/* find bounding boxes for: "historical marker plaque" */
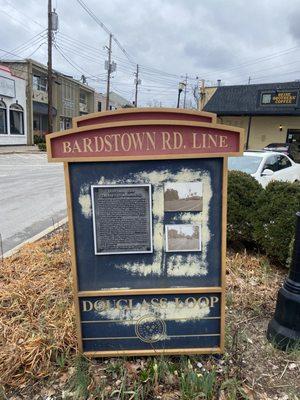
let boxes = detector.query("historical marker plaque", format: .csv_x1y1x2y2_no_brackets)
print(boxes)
91,184,152,255
47,108,244,357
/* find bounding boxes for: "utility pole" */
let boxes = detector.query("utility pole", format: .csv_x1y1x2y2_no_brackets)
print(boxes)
183,74,188,108
47,0,53,133
134,64,141,107
105,33,112,110
199,79,205,111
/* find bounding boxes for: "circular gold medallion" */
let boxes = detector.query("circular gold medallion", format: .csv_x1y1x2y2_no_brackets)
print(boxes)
135,314,167,343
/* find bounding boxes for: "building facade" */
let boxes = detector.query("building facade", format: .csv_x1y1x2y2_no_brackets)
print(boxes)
1,59,95,144
0,65,27,145
95,91,132,112
202,82,300,154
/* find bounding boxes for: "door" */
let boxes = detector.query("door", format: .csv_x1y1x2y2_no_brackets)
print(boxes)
287,129,300,163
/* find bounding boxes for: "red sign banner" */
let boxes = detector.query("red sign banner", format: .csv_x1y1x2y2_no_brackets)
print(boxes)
47,117,243,162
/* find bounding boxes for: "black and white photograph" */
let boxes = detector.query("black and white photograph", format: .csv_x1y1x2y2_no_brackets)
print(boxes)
164,182,203,212
165,224,201,252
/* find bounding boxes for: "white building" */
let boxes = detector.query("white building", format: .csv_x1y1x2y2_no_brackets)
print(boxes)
96,91,132,112
0,65,27,145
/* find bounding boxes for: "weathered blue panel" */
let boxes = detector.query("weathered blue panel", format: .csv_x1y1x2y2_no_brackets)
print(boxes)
79,293,221,352
69,158,223,291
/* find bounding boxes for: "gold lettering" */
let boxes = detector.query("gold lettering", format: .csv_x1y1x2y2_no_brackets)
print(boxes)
192,132,202,149
116,299,128,310
159,298,168,308
198,297,210,307
140,299,149,309
121,133,131,152
175,297,184,309
151,298,160,307
130,132,144,151
185,297,197,308
162,131,172,150
73,140,82,153
207,134,217,148
104,135,112,152
112,134,121,151
145,131,156,150
210,296,219,307
83,137,93,153
94,136,104,152
173,131,183,150
94,300,107,311
63,141,72,153
82,300,93,312
219,135,228,148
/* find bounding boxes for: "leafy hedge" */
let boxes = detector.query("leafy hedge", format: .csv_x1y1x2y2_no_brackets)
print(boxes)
253,181,300,265
33,134,45,145
227,172,300,266
227,171,263,244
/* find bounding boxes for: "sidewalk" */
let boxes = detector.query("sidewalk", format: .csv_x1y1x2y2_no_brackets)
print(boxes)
0,145,41,154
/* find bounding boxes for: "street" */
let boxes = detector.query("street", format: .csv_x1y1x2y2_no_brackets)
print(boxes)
0,153,66,254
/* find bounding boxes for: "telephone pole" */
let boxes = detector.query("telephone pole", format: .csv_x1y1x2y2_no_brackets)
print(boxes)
105,33,112,110
134,64,141,107
199,79,206,111
183,74,188,108
47,0,53,133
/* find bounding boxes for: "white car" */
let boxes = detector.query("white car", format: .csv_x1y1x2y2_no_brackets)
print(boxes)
228,151,300,188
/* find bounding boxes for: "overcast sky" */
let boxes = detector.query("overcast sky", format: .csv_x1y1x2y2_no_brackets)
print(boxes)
1,0,300,107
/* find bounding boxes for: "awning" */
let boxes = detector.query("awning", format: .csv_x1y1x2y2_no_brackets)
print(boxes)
33,101,57,116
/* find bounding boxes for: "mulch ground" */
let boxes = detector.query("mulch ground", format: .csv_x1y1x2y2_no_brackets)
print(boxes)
0,226,299,400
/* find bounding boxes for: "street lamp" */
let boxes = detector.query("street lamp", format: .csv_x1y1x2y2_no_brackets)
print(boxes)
177,81,185,108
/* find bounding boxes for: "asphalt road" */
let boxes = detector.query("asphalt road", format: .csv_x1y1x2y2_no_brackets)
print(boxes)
0,153,66,254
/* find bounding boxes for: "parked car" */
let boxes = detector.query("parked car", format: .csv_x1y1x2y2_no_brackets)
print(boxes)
263,143,290,155
228,151,300,188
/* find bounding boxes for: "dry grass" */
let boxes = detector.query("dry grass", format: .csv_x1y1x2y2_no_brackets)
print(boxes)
226,250,284,316
0,228,299,399
0,229,76,387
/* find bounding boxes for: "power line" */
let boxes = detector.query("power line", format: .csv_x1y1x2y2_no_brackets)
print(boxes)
75,0,135,64
10,29,47,54
202,46,300,79
53,41,106,81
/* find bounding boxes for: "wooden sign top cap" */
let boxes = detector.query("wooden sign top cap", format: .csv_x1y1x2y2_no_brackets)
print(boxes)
47,108,244,162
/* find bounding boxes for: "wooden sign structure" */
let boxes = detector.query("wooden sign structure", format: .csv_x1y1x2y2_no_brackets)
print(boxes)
47,108,244,357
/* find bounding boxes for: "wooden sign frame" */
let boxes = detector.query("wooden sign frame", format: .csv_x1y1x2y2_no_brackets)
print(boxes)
47,108,244,357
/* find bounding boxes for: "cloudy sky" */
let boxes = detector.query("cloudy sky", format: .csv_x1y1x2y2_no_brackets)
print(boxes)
1,0,300,107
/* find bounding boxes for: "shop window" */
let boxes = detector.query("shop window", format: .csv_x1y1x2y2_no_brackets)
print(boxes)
0,100,7,134
33,75,47,91
10,103,24,135
80,92,87,104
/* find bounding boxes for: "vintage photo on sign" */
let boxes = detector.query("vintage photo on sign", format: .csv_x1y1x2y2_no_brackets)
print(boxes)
164,182,203,212
165,224,201,252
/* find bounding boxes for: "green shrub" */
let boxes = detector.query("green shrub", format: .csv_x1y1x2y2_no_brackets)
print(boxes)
33,134,46,145
253,181,300,265
227,171,264,244
38,142,47,151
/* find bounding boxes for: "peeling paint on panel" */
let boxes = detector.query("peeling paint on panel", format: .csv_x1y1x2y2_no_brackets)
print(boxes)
96,300,211,326
78,183,92,218
78,167,212,278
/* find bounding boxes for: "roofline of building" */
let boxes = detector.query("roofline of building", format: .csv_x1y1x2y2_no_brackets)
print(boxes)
217,111,300,116
207,80,300,89
0,58,95,93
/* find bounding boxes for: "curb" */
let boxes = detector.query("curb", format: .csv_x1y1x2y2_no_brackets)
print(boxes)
2,217,68,259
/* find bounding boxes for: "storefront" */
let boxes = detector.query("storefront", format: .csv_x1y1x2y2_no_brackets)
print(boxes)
203,81,300,160
0,65,27,145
